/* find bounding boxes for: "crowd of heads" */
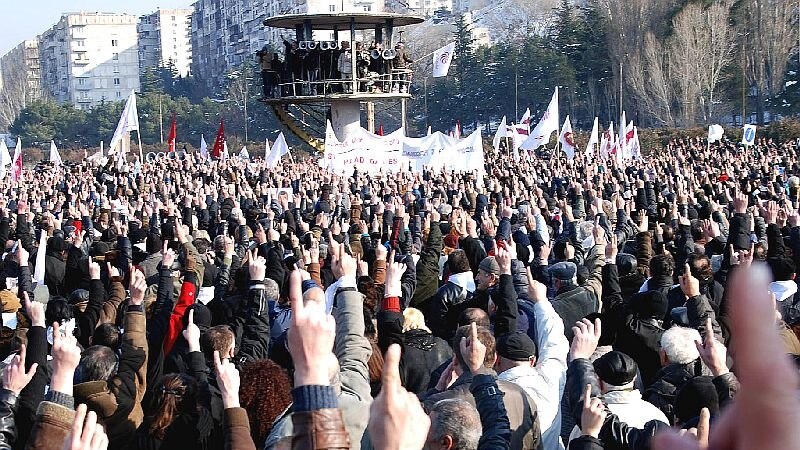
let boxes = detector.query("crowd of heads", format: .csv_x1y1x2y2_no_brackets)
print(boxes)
0,134,799,450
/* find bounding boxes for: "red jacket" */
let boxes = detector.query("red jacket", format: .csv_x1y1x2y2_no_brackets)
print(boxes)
163,272,198,355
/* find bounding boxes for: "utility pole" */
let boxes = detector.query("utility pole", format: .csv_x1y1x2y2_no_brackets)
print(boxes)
159,95,163,144
515,67,519,121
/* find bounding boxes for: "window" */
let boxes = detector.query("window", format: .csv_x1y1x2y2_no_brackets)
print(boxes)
112,52,119,60
116,91,121,98
329,4,336,11
78,78,86,85
113,78,120,85
111,39,118,47
75,40,85,47
171,15,176,21
113,65,120,73
363,5,372,11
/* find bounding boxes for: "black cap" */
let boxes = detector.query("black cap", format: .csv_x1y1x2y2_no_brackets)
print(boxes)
630,290,669,319
496,332,537,361
593,351,638,386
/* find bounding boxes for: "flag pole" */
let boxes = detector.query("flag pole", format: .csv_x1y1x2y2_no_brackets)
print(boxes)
137,130,144,165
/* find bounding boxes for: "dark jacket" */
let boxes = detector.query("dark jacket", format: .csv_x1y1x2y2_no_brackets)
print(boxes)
412,221,443,309
565,358,668,450
74,306,148,449
377,303,453,395
553,249,604,342
472,373,512,450
0,390,19,450
426,279,476,341
642,361,702,423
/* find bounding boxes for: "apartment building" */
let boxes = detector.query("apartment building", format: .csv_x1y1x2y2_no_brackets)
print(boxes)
39,12,140,109
0,39,43,128
138,8,194,77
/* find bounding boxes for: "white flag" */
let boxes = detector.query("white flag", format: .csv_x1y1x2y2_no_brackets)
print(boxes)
630,126,642,159
619,111,627,156
708,124,724,143
266,132,290,168
222,141,229,160
108,91,140,153
600,122,614,159
493,116,507,152
585,117,599,156
521,87,559,150
33,230,47,283
432,42,456,78
0,139,10,167
239,146,250,160
741,124,756,146
622,121,634,160
11,138,22,182
558,116,576,159
49,141,63,166
199,135,209,159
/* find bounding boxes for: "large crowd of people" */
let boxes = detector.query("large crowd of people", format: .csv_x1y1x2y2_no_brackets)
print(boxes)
0,135,799,450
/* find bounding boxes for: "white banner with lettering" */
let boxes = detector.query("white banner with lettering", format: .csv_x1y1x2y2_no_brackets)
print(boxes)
322,123,484,174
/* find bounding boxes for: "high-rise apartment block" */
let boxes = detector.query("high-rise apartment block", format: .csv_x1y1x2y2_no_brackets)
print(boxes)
39,13,140,109
138,8,193,76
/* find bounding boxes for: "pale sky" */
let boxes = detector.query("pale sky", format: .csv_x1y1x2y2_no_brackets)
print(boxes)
0,0,195,55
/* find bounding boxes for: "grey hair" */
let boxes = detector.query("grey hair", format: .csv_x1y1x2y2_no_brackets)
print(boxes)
429,399,481,450
74,345,118,384
263,278,279,301
660,326,701,365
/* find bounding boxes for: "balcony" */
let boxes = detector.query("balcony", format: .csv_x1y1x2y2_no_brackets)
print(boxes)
73,58,90,66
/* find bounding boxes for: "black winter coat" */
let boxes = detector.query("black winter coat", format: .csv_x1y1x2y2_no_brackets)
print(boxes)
426,281,477,341
377,308,453,395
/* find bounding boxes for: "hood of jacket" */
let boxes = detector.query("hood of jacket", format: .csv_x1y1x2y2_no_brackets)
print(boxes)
448,271,476,293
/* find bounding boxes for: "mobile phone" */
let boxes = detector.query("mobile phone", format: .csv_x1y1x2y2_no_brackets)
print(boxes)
10,241,18,254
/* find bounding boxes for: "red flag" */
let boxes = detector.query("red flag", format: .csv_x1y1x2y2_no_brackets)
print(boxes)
11,147,22,182
378,124,384,136
167,112,177,152
211,118,225,159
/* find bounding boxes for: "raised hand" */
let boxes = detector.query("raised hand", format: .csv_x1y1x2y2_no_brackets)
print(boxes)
61,404,108,450
679,263,701,297
129,269,146,306
183,309,201,353
459,322,487,373
287,280,336,387
384,256,407,298
88,256,100,280
581,384,607,439
248,249,266,281
570,318,602,361
367,344,431,450
3,345,37,395
213,350,241,409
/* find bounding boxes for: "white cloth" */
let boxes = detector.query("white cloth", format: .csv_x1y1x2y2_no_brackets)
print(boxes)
771,280,798,302
498,298,568,450
448,271,476,293
568,389,669,443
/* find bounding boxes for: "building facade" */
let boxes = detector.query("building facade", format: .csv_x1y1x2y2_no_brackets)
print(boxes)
138,8,194,77
0,39,43,128
190,0,384,91
39,13,140,109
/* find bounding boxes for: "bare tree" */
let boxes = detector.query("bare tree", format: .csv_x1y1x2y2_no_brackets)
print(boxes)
739,0,796,123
